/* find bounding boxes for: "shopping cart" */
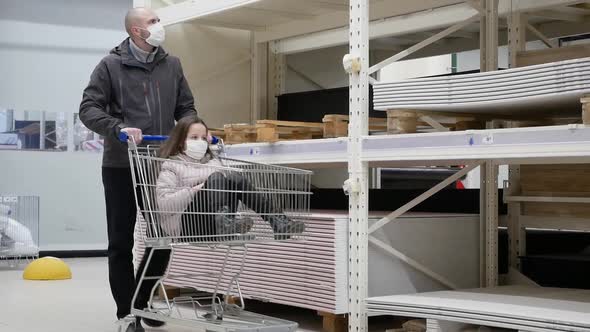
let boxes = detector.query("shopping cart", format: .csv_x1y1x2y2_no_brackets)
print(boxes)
118,133,312,332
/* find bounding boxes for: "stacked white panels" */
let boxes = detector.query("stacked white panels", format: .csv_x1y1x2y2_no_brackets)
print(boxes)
373,57,590,114
367,286,590,332
135,211,481,314
135,212,350,314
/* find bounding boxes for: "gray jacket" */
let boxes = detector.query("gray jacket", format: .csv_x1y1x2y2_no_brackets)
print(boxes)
79,38,197,167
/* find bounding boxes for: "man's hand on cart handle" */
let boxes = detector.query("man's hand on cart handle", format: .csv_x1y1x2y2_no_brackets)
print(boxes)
121,127,143,144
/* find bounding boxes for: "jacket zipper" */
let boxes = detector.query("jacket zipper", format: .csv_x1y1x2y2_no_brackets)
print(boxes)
148,79,157,134
142,81,152,117
156,80,163,135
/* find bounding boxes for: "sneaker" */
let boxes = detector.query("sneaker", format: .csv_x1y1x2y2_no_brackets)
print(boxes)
141,317,166,328
203,312,223,322
215,206,254,235
268,215,305,240
116,318,144,332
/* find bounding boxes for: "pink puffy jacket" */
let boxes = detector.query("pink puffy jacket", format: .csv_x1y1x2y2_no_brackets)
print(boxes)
156,153,223,236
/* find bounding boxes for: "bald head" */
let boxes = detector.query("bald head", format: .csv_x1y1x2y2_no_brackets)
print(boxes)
125,7,159,36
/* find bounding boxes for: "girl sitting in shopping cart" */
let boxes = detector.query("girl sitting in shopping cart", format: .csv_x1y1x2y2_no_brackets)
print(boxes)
155,115,305,241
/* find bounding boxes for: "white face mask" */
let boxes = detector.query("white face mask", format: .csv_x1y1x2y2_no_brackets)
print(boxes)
143,22,165,47
185,139,208,160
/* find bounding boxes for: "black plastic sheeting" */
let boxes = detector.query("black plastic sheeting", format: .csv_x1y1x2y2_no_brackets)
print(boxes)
310,188,504,214
521,230,590,289
277,86,384,122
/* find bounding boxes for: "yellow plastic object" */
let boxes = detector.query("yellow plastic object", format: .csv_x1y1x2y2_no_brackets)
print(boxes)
23,257,72,280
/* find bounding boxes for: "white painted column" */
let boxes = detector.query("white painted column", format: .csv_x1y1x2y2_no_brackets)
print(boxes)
348,0,369,332
480,0,499,72
39,111,46,150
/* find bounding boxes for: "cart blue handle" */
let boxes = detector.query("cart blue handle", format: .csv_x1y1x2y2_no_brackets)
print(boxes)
119,132,220,144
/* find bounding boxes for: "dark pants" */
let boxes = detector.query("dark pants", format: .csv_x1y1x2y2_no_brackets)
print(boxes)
102,167,171,319
177,172,269,241
208,171,273,216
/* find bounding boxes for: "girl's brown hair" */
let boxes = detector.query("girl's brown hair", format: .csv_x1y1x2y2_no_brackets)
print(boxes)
158,115,209,159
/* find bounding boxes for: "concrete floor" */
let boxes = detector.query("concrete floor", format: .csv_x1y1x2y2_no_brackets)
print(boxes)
0,257,399,332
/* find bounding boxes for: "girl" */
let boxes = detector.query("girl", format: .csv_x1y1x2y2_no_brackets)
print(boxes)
155,115,305,240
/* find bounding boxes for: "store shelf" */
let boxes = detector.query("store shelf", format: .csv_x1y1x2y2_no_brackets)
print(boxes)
223,137,347,168
146,0,590,330
224,125,590,168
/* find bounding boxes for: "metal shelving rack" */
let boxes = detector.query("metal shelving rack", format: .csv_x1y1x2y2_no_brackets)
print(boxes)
135,0,590,331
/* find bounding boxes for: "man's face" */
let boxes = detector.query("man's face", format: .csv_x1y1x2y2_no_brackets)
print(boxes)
132,10,161,39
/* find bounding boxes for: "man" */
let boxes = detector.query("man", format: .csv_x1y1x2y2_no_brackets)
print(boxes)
79,7,196,329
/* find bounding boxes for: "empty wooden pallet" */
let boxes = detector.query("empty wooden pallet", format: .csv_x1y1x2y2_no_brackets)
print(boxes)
322,114,388,137
223,120,324,144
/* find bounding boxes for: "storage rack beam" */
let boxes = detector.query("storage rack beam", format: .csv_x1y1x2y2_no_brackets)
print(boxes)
368,163,483,234
526,23,559,48
157,0,261,26
368,236,460,290
269,0,580,55
224,126,590,167
276,3,480,55
368,14,481,76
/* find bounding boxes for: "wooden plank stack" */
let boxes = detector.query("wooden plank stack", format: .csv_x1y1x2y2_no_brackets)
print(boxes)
222,120,323,144
322,114,387,137
516,44,590,68
520,164,590,218
216,92,588,145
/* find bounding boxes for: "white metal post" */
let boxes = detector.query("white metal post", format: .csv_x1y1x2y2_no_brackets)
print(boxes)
67,113,75,152
506,165,523,270
480,162,499,287
250,32,257,123
480,0,498,72
249,35,269,122
268,41,285,121
348,0,369,332
39,111,46,150
370,168,381,189
6,109,14,131
502,23,523,271
507,13,526,68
